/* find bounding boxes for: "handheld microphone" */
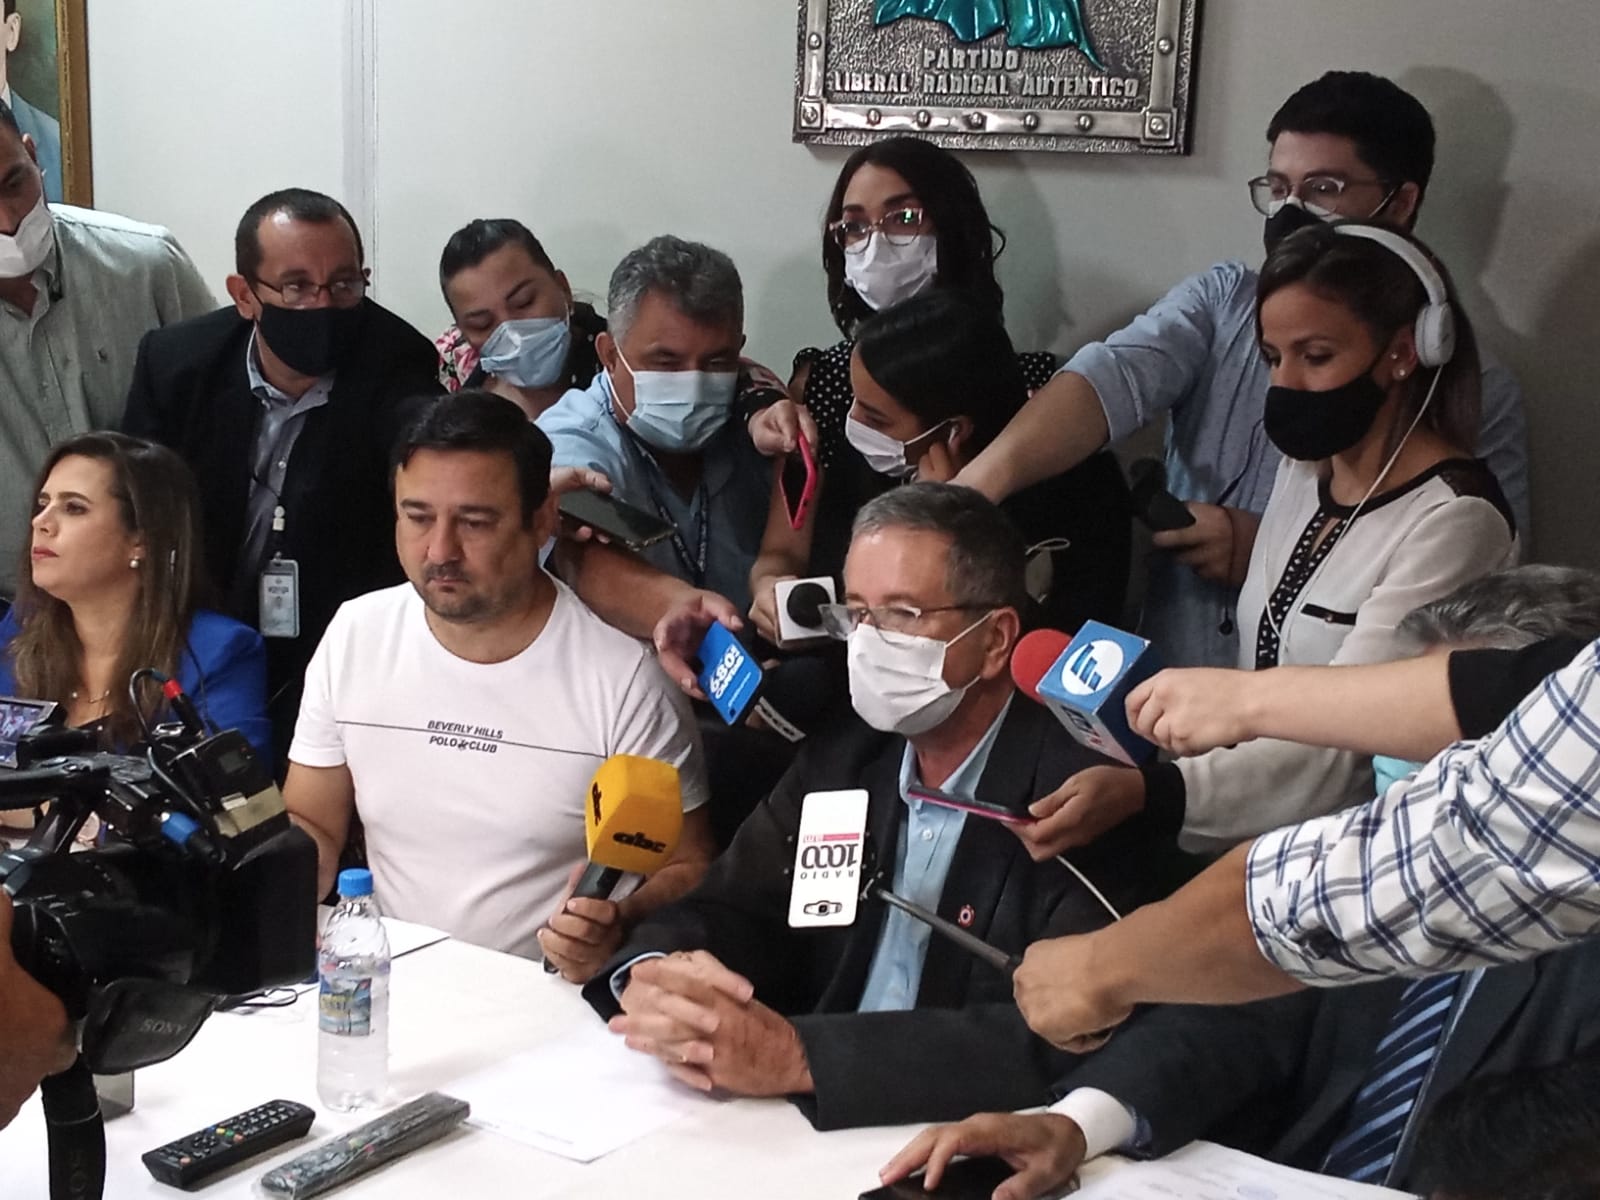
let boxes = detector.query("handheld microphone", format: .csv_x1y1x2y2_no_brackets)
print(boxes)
1127,458,1196,533
774,576,838,647
573,755,683,900
785,791,1019,976
750,655,841,744
544,755,681,974
1012,622,1162,767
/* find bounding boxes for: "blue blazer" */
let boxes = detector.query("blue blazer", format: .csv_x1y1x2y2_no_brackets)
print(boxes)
8,91,63,204
0,608,272,761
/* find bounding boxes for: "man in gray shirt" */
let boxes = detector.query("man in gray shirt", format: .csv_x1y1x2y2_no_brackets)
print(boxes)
956,71,1530,669
0,102,213,594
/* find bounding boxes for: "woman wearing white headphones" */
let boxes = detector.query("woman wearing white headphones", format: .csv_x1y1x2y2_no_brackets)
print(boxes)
1014,219,1519,858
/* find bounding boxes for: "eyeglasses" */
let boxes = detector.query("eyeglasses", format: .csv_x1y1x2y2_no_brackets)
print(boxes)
252,272,369,308
1246,174,1394,219
827,207,930,253
818,601,996,640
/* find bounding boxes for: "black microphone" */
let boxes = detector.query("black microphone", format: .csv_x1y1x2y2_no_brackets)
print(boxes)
1127,458,1196,533
784,581,830,629
750,655,841,744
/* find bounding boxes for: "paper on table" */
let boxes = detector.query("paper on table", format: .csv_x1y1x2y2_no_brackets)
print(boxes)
1074,1142,1417,1199
446,1020,710,1163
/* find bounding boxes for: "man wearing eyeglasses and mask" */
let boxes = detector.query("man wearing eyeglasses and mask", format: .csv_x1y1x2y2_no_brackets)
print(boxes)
955,70,1529,672
122,188,440,765
582,484,1183,1130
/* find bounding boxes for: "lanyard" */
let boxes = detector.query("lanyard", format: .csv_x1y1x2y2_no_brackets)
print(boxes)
618,427,710,588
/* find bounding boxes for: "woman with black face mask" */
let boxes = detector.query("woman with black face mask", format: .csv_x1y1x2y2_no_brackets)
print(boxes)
1010,220,1519,864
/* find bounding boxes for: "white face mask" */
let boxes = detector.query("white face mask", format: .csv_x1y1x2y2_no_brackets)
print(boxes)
0,194,54,280
843,233,938,312
846,611,991,736
845,415,954,479
609,348,737,454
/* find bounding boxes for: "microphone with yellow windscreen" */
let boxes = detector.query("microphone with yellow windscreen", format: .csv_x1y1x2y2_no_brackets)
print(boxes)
574,755,683,899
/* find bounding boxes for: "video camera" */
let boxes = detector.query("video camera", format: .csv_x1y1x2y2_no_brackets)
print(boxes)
0,671,317,1199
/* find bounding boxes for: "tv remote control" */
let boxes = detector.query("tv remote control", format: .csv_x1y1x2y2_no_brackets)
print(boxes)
142,1099,316,1190
257,1091,470,1199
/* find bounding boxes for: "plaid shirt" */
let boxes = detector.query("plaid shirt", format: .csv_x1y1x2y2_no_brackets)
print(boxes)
1247,637,1600,984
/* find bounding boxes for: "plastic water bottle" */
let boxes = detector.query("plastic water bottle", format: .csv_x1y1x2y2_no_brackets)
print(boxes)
317,868,390,1112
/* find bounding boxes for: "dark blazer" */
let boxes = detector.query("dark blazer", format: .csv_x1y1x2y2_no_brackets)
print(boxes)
1060,938,1600,1190
585,696,1187,1131
121,302,440,763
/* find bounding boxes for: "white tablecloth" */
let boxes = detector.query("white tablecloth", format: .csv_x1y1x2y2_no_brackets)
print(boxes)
0,937,1127,1198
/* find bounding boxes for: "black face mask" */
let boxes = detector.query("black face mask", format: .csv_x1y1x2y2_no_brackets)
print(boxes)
255,298,369,377
1264,355,1389,462
1263,201,1323,255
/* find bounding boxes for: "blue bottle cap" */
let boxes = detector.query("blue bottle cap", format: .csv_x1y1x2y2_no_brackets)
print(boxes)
337,868,374,898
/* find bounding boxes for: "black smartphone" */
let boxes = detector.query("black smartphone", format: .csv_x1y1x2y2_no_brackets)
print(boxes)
557,489,675,551
1128,458,1197,533
859,1157,1016,1200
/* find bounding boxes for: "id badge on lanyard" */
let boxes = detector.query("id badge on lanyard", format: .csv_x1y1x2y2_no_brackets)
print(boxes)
258,505,300,638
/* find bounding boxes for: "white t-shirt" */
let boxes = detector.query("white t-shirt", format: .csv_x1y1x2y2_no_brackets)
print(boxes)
290,577,708,957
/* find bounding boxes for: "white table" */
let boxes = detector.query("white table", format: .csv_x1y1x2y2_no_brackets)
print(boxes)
0,937,1128,1198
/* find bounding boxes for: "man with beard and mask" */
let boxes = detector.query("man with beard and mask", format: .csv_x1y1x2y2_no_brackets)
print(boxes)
582,483,1184,1131
537,235,771,612
285,392,712,972
954,70,1530,671
122,189,440,766
0,103,212,596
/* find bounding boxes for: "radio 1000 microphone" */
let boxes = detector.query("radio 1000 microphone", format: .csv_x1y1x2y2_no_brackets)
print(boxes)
1012,622,1162,767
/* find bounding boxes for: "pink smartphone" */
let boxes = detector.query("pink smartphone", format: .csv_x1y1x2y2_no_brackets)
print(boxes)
907,784,1036,826
781,433,819,530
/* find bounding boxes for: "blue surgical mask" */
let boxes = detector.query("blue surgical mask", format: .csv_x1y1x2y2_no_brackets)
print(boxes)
609,349,737,454
1372,754,1423,797
478,315,571,389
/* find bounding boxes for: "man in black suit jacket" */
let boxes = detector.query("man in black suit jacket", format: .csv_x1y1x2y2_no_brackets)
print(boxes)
123,189,440,764
882,937,1600,1198
583,484,1185,1130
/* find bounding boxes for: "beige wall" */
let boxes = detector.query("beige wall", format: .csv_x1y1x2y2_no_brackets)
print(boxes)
88,0,1600,564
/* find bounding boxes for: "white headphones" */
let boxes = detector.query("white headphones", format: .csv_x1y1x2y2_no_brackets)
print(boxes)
1331,223,1457,369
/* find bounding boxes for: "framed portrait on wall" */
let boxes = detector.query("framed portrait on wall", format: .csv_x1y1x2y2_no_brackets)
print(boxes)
3,0,90,206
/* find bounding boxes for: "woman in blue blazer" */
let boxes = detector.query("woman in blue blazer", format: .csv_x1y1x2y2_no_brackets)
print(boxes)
0,432,270,762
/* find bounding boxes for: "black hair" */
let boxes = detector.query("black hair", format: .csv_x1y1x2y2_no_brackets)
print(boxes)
854,290,1027,454
1267,71,1436,220
235,188,364,280
821,136,1005,337
1412,1051,1600,1200
1256,219,1480,458
2,3,14,20
391,391,553,526
438,218,558,308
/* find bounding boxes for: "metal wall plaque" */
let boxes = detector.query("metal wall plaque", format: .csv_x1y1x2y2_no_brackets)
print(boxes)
795,0,1200,155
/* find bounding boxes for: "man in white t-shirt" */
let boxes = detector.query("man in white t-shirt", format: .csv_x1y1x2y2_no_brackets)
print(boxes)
285,391,714,978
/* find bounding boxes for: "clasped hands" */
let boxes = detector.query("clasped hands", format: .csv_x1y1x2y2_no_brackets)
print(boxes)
610,950,813,1097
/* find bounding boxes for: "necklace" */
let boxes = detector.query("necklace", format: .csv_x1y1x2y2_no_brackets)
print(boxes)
69,687,112,705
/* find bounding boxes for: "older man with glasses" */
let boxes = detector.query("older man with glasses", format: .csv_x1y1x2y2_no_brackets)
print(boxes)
582,483,1187,1131
953,69,1530,673
122,188,441,767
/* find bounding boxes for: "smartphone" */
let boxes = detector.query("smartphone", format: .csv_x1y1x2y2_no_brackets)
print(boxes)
781,434,818,530
859,1157,1016,1200
907,784,1036,826
694,622,764,726
558,489,675,551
